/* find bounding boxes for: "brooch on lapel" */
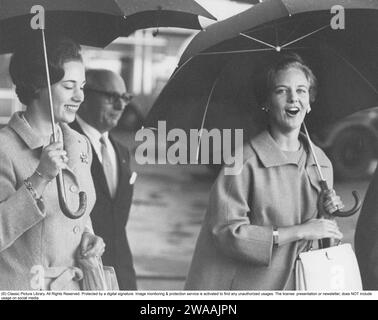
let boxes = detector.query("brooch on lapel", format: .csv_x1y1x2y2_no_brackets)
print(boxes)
80,152,89,164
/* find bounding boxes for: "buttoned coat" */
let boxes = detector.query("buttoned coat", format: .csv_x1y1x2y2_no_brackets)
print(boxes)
185,131,333,290
0,112,96,290
70,120,136,290
355,167,378,290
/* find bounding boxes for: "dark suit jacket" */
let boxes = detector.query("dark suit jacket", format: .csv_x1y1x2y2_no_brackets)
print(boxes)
70,120,136,290
355,167,378,290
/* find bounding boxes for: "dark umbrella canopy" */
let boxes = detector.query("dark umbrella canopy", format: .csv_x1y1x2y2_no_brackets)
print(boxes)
0,0,217,53
147,0,378,134
179,0,378,63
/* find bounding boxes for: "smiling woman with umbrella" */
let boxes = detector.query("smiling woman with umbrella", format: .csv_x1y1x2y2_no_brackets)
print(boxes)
185,53,345,290
0,0,216,290
0,34,106,290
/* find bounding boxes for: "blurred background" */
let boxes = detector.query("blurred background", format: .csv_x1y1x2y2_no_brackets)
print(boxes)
0,0,376,290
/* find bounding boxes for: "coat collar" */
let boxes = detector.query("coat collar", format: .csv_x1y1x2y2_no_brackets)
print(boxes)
250,130,329,168
60,122,81,171
9,112,76,150
8,112,45,150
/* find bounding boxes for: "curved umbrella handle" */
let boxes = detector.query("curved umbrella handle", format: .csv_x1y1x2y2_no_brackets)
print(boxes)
319,190,362,248
332,190,362,218
57,172,87,220
40,29,87,220
319,180,361,218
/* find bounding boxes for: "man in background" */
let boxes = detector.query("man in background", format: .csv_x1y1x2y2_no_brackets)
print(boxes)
71,69,137,290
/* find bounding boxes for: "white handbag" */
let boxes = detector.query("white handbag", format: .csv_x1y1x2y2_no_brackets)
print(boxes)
295,243,362,291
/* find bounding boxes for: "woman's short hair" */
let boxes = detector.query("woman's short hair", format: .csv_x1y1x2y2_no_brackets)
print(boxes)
9,33,82,105
254,52,317,106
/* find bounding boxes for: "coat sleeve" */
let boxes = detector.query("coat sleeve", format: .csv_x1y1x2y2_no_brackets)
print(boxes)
209,161,273,267
0,150,46,253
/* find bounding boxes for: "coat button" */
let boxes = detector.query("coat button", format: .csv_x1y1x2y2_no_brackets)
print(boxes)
73,226,81,234
70,185,79,193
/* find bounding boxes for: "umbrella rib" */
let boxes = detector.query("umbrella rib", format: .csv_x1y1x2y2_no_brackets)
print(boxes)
281,25,329,49
169,57,195,83
196,78,219,161
335,52,378,96
240,33,277,50
199,48,276,56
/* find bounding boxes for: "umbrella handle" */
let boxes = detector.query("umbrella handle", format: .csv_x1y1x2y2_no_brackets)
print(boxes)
319,180,362,218
318,180,361,248
332,190,361,218
57,171,87,220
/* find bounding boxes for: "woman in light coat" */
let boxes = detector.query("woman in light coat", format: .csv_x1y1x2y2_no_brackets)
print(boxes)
185,53,344,290
0,34,104,290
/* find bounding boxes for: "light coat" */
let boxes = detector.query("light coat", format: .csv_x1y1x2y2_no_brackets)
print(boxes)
185,130,333,290
0,112,96,290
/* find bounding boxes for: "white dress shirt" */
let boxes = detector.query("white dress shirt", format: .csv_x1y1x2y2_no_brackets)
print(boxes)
76,115,119,195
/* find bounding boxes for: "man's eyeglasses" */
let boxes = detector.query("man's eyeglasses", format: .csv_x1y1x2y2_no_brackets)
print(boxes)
85,88,133,105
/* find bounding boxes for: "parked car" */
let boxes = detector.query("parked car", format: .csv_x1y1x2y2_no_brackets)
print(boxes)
314,107,378,180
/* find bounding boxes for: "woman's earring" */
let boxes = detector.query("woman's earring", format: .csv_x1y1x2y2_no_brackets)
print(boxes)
307,107,311,114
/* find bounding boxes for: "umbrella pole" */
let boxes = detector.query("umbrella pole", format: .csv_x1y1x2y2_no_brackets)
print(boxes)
40,29,87,220
302,122,325,181
303,122,336,249
302,122,361,248
196,78,219,161
41,29,58,143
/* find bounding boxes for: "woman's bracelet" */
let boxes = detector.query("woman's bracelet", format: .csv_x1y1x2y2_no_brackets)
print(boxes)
24,177,45,211
35,169,54,182
24,178,42,201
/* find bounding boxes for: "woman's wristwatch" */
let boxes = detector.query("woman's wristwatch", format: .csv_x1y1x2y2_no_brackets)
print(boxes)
273,227,279,247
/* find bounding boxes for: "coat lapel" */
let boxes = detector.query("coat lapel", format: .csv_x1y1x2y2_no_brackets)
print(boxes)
70,120,112,199
60,124,80,172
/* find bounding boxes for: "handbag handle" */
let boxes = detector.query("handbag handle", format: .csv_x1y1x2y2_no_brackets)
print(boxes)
303,239,342,252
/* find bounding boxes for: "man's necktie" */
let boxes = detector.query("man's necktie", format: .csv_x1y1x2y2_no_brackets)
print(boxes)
99,135,116,198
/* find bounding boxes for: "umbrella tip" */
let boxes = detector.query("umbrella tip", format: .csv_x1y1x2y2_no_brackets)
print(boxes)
276,46,282,52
